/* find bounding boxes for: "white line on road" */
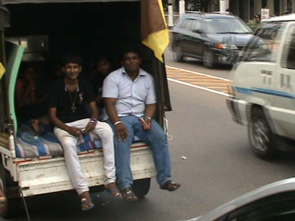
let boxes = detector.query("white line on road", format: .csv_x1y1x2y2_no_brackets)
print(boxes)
166,66,230,97
168,78,230,97
166,65,232,82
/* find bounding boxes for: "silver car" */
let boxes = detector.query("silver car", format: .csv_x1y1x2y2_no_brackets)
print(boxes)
184,177,295,221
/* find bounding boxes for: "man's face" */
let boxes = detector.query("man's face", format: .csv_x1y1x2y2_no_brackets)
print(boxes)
62,62,81,80
24,67,36,82
121,52,142,73
97,59,112,76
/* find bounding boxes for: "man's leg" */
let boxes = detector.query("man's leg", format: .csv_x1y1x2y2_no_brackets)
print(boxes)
107,116,134,190
135,118,172,186
89,121,116,185
54,126,89,195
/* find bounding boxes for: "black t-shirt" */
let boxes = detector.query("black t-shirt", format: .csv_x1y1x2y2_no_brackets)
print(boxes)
91,73,106,108
48,78,95,123
91,73,106,96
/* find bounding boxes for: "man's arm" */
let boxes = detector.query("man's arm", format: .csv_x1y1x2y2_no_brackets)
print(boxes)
18,81,35,108
84,101,99,133
89,101,99,120
144,103,156,128
104,98,120,124
145,103,156,119
48,107,81,137
104,98,128,141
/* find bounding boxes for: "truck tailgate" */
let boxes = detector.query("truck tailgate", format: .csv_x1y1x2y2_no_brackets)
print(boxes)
15,142,155,197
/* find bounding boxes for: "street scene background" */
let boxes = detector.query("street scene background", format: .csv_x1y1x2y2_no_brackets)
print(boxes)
2,48,295,221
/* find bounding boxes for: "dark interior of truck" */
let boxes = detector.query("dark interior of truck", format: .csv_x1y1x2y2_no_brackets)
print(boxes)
5,2,155,77
1,2,172,158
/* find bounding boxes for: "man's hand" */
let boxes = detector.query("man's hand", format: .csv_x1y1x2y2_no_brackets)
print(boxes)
115,123,128,141
139,117,151,130
67,127,82,137
85,122,96,133
144,117,152,130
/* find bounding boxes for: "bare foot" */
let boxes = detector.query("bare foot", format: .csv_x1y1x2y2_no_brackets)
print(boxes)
30,119,41,135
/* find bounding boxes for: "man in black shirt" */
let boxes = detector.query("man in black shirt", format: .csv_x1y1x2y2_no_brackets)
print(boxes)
48,53,120,211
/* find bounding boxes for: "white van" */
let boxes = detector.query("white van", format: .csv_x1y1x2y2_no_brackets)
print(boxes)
226,13,295,160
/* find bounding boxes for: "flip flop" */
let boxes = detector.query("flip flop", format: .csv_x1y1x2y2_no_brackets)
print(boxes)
104,182,122,198
120,187,138,201
160,180,180,191
81,198,94,211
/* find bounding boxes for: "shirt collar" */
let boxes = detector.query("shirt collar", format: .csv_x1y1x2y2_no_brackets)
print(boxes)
122,67,147,76
64,81,80,92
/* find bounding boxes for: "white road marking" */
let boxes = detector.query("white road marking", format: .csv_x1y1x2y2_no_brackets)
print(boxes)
166,66,231,97
166,66,231,81
168,78,230,97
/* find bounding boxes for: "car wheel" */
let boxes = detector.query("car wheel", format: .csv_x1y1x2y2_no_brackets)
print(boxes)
203,49,215,69
0,161,21,218
132,178,151,199
173,46,185,62
248,108,277,160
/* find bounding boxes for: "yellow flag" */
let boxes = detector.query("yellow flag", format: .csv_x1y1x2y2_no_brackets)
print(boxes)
0,63,5,80
141,0,169,62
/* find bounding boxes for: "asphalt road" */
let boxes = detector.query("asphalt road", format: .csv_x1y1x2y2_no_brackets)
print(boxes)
3,51,295,221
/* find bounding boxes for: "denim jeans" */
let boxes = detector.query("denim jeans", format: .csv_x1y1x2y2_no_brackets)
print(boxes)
107,115,172,190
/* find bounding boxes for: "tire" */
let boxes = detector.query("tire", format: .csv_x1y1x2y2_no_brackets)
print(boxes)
248,108,277,160
173,46,185,62
203,48,215,69
132,178,151,199
0,163,22,218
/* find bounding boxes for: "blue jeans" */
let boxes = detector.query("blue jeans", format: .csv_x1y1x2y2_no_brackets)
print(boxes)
107,115,172,190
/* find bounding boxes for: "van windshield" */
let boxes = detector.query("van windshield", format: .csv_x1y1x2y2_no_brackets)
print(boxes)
240,22,286,62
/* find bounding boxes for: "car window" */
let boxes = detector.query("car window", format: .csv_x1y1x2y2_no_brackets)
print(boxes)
180,19,194,31
240,22,285,63
281,25,295,69
228,199,295,221
203,18,251,34
191,20,201,31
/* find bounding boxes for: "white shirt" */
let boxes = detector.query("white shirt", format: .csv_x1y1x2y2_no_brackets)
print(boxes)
102,67,156,120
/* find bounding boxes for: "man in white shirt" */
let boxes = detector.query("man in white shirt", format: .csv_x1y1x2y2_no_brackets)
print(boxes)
103,49,180,201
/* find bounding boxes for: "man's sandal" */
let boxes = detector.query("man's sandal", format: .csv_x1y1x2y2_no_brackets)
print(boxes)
104,182,122,198
160,180,180,191
120,187,138,201
81,198,94,211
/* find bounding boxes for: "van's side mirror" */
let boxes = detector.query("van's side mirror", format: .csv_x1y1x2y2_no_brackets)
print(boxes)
0,6,10,28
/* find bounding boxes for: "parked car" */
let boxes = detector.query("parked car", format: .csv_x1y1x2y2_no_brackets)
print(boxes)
226,13,295,159
185,177,295,221
170,12,253,68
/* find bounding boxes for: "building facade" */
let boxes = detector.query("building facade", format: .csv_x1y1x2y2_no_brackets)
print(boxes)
229,0,295,22
165,0,294,23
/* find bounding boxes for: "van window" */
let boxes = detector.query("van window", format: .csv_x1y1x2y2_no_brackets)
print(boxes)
240,22,285,63
281,25,295,70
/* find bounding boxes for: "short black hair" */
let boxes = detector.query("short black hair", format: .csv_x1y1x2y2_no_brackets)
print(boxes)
62,52,82,66
95,54,111,65
121,48,142,61
19,62,35,74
